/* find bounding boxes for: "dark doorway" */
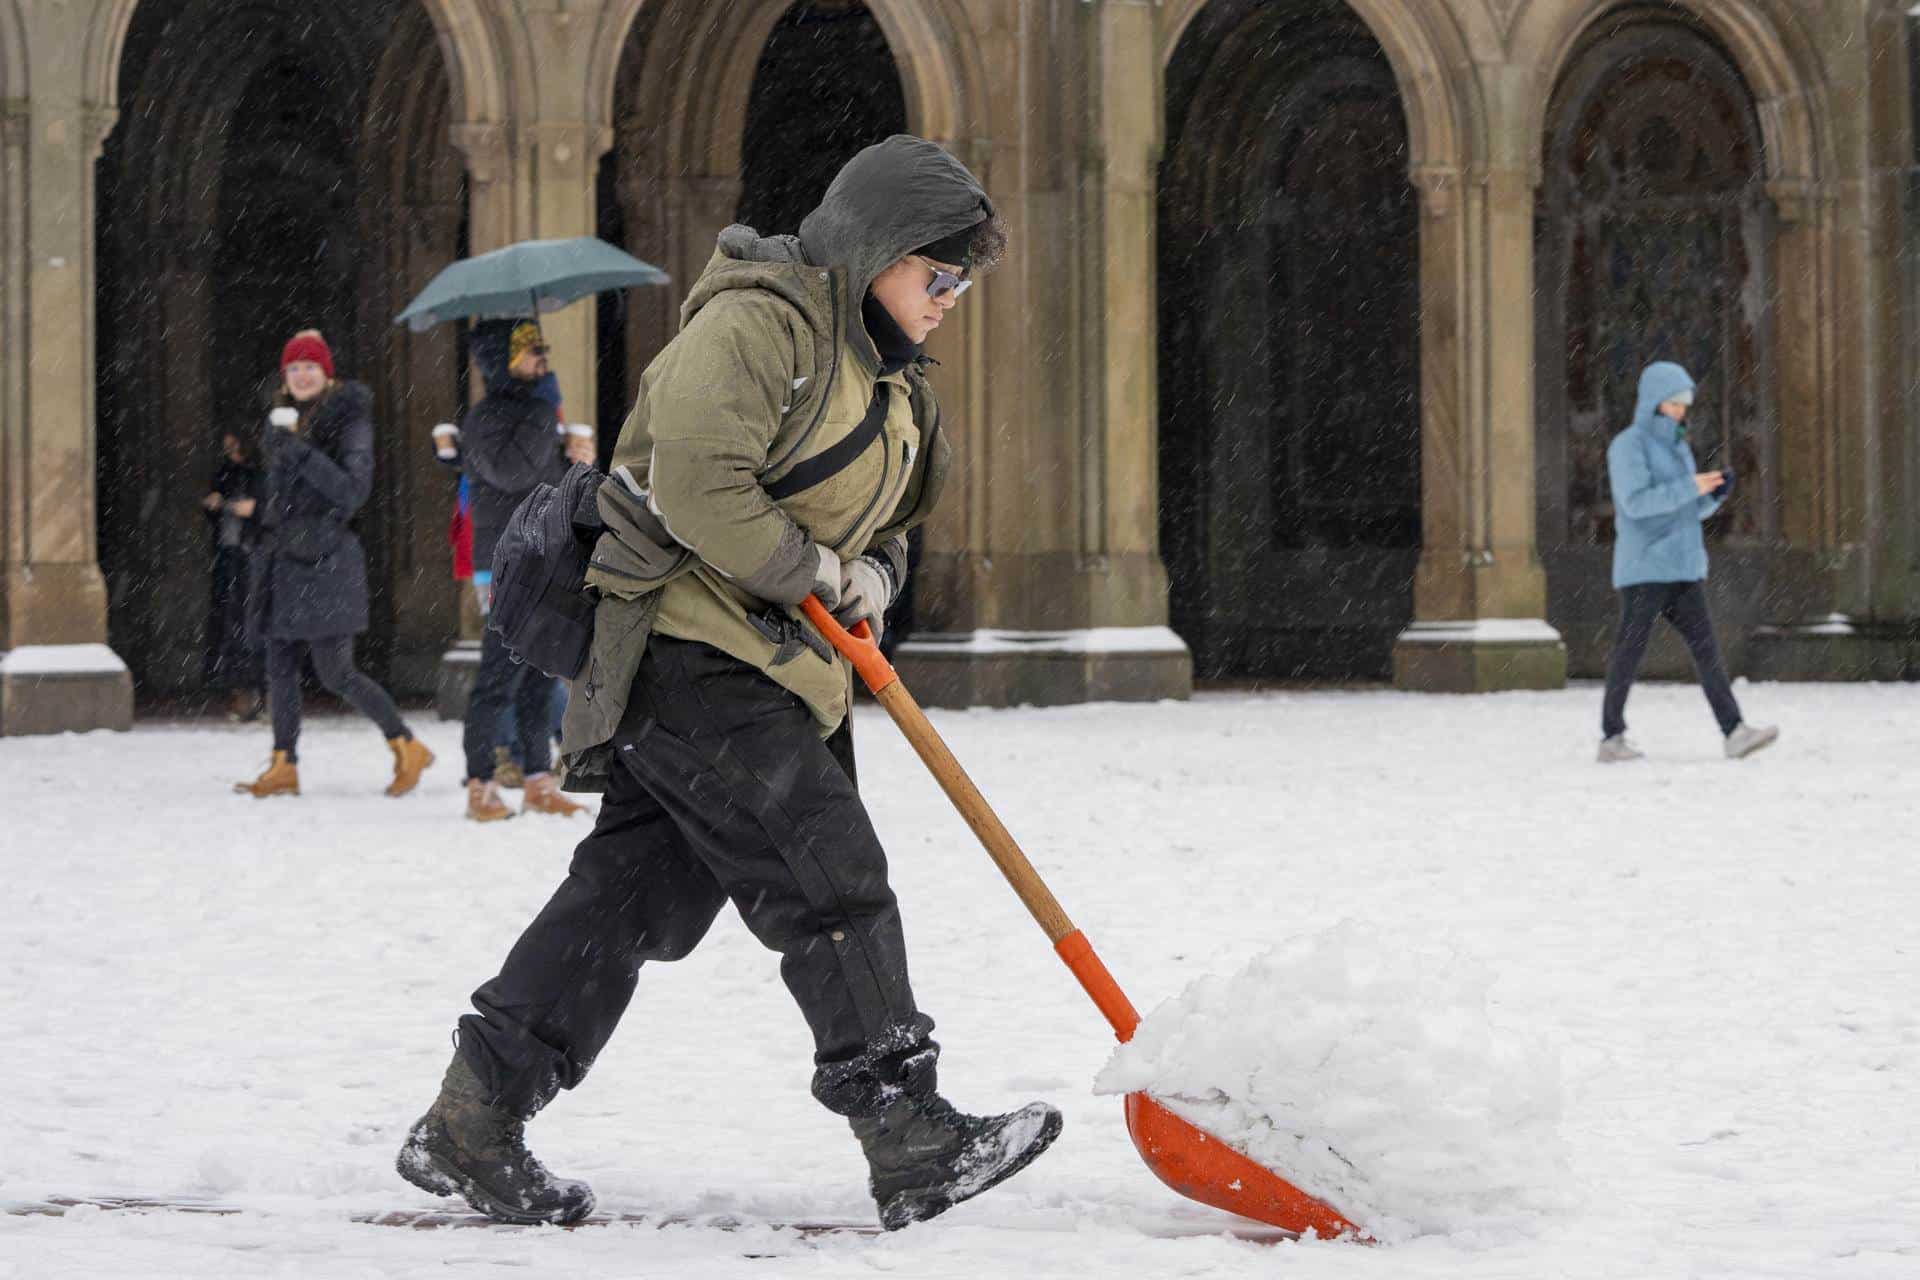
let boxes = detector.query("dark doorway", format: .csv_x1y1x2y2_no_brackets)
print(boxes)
96,0,464,704
736,1,908,236
1159,0,1420,681
1536,7,1773,675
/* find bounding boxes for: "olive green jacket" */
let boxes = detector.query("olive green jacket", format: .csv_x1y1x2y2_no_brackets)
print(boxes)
560,136,990,790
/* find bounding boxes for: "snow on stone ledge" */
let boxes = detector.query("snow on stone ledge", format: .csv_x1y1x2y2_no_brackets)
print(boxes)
1395,618,1563,646
0,644,130,676
896,626,1190,656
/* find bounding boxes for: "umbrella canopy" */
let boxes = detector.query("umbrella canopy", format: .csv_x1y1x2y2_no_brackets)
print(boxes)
394,236,669,332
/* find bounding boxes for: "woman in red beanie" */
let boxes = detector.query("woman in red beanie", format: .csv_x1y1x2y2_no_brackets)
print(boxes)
234,329,435,799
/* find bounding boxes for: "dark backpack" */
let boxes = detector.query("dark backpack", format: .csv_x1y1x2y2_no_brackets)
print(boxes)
487,461,605,680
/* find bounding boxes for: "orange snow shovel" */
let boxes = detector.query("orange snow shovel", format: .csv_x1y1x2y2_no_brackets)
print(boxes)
801,598,1361,1239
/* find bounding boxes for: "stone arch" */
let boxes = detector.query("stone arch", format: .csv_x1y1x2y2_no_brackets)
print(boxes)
83,0,510,127
586,0,983,156
1511,0,1829,187
1160,0,1487,175
1159,0,1425,680
599,0,929,411
95,0,465,696
1533,6,1777,676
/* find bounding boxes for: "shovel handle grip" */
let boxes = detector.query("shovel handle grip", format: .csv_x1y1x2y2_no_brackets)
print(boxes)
800,596,898,696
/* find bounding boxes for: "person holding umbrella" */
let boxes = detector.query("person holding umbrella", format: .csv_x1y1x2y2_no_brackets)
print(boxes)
1597,360,1779,763
396,240,663,820
457,319,593,821
234,330,436,799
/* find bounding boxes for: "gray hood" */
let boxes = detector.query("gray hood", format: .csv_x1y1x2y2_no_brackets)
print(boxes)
798,135,992,365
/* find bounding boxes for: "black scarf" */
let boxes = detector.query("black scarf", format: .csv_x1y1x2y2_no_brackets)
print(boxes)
861,293,921,376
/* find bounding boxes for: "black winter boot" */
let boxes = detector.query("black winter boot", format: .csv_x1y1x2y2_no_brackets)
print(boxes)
850,1092,1062,1230
396,1053,595,1225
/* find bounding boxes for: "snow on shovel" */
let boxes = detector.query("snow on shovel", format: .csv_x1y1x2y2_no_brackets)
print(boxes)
800,598,1363,1240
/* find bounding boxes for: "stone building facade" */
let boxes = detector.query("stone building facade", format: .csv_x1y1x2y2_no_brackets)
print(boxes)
3,0,1917,734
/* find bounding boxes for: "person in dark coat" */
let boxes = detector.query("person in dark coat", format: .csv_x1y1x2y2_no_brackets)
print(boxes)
457,319,593,822
234,330,436,799
202,431,264,721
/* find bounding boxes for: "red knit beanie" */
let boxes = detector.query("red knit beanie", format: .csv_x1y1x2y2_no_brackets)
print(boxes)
280,329,335,378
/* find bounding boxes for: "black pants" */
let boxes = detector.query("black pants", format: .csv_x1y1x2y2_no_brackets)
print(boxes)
1601,581,1742,739
456,636,933,1120
464,625,556,782
204,547,262,692
267,636,410,759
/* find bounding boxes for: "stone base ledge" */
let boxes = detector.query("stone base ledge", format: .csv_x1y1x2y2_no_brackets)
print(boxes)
1392,619,1569,693
891,626,1193,708
0,644,135,735
436,643,482,720
1745,615,1911,681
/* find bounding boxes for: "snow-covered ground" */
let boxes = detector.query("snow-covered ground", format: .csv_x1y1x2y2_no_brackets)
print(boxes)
2,679,1916,1279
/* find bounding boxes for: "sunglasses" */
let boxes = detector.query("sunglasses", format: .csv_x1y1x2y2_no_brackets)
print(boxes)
916,256,972,301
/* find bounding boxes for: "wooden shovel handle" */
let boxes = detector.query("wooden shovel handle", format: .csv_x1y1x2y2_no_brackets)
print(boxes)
800,596,1142,1039
801,596,1076,941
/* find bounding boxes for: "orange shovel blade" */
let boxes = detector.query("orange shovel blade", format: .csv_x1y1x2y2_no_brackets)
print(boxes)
1124,1092,1363,1239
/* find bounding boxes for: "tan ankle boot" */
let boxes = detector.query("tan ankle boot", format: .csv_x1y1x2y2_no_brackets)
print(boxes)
522,773,585,818
387,736,436,797
235,750,299,798
466,778,514,822
492,746,525,790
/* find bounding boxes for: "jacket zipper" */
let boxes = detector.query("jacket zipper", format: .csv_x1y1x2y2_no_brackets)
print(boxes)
830,430,906,551
763,278,842,478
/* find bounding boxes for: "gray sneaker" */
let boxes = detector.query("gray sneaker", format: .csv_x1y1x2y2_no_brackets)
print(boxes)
1724,722,1779,760
1597,734,1644,763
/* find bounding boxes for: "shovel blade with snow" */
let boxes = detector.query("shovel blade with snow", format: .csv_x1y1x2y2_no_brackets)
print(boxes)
800,598,1362,1240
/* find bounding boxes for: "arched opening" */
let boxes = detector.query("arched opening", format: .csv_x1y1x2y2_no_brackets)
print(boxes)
735,1,907,235
1159,0,1420,681
1535,4,1773,675
599,0,907,402
96,0,465,705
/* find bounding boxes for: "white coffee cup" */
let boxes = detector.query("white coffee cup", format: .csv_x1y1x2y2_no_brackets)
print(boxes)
431,422,460,459
269,407,299,429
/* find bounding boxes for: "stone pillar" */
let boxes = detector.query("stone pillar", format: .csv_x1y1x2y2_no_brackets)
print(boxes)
1746,181,1858,676
0,15,132,734
892,0,1191,707
524,119,608,430
1392,163,1568,692
386,198,467,696
1746,9,1909,680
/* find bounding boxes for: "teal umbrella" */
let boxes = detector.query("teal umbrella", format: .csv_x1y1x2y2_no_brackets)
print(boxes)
394,236,669,332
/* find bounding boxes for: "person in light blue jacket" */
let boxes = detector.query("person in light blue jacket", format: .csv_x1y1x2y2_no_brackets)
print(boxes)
1598,361,1778,762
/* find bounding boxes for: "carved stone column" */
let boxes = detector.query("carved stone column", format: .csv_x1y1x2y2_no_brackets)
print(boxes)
892,0,1191,707
1391,163,1567,692
1747,171,1903,679
1,60,132,733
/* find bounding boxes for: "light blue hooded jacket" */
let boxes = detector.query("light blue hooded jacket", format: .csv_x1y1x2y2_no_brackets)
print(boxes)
1606,361,1725,588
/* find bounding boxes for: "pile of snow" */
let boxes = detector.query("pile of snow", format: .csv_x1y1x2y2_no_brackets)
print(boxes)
1094,921,1572,1244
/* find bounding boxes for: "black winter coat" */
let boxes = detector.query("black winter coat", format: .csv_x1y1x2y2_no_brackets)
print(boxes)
249,380,376,642
463,324,569,573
